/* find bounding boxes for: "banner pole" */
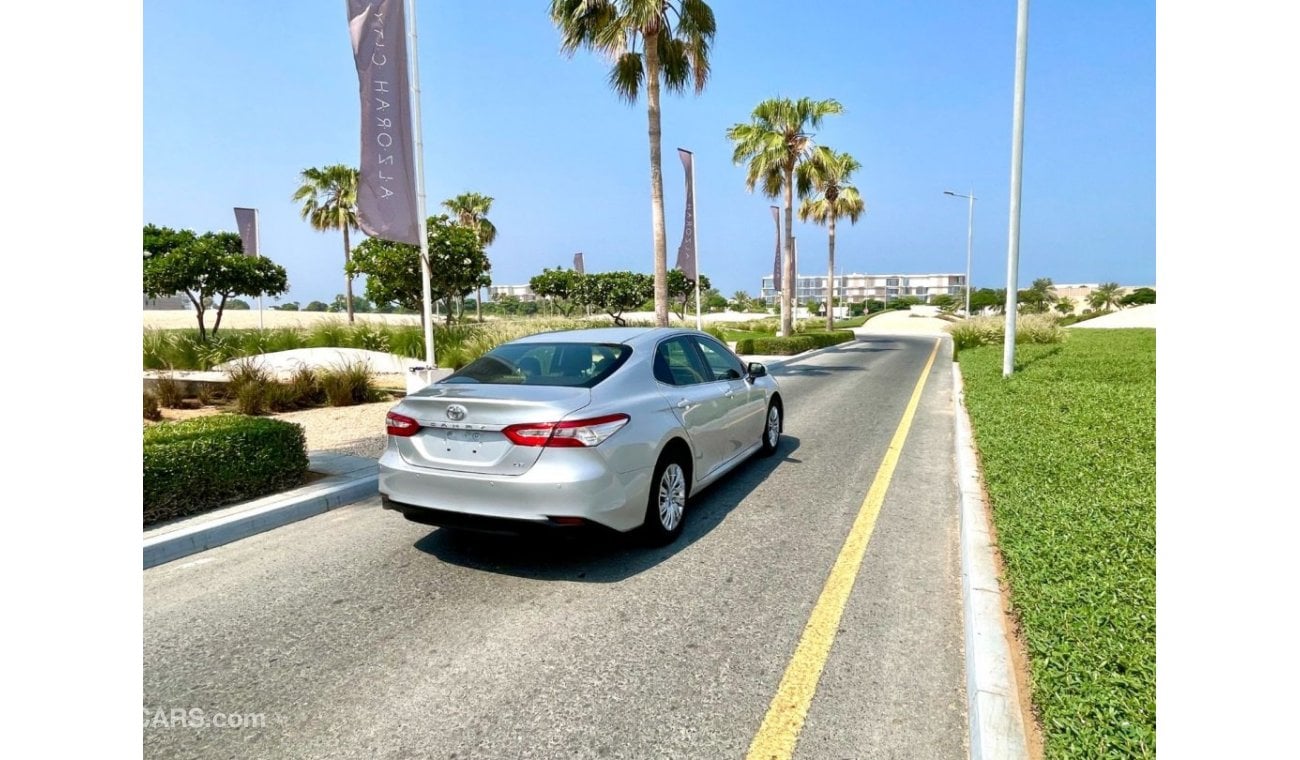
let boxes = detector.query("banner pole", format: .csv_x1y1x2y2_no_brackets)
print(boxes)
407,0,435,367
693,157,702,331
255,208,264,331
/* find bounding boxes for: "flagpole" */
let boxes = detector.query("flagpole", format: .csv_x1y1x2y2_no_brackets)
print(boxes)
407,0,435,367
255,208,264,330
692,157,702,331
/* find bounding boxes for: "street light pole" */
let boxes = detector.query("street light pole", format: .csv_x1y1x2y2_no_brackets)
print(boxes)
1003,0,1031,378
944,189,976,316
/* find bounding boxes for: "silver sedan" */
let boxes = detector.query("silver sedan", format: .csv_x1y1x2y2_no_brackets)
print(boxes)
380,327,784,543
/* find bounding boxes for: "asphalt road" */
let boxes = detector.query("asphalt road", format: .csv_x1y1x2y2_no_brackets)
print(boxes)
144,334,966,759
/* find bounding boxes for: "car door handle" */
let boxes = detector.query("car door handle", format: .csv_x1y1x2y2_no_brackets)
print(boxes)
677,399,696,410
723,389,735,398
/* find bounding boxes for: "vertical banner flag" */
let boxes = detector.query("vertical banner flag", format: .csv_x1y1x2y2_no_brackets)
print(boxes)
348,0,420,244
675,149,697,280
233,208,259,257
771,205,782,292
573,252,585,274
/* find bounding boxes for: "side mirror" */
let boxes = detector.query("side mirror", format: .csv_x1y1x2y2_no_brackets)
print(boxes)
746,362,767,380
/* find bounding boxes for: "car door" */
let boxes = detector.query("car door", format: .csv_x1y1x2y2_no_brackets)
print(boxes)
653,336,731,478
692,335,766,463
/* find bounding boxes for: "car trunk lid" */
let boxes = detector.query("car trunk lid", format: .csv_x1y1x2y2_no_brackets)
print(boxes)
393,384,593,476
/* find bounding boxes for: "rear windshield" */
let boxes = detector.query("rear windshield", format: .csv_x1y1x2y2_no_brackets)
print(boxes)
440,343,632,388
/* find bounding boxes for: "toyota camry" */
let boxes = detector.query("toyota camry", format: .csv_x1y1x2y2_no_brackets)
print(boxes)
379,327,783,543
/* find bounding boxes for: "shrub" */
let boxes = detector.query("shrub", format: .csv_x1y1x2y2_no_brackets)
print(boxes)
143,392,162,421
948,313,1065,352
735,338,756,355
143,415,308,526
153,373,185,409
194,384,214,407
319,360,379,407
283,365,324,409
704,324,728,343
225,360,276,416
750,335,816,355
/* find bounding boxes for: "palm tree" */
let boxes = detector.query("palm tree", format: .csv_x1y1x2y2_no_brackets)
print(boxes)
293,165,359,323
443,192,497,322
550,0,716,328
1055,296,1077,316
1090,282,1124,311
798,147,866,330
727,97,844,336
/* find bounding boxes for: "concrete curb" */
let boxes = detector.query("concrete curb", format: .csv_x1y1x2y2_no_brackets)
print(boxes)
143,464,378,569
952,362,1031,760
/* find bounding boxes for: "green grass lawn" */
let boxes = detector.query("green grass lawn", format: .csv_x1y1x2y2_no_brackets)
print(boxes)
958,329,1155,759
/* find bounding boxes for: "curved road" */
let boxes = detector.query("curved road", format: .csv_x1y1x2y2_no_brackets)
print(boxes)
144,333,965,759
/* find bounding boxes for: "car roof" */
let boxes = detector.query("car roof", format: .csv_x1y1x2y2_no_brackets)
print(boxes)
509,327,700,347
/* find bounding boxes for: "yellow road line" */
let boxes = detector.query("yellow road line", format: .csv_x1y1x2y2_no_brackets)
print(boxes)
746,337,942,760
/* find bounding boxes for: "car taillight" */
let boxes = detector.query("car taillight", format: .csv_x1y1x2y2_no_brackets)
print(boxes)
386,412,421,437
502,413,630,448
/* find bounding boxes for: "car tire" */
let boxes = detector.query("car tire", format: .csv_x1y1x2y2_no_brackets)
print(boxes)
759,401,782,457
642,453,689,545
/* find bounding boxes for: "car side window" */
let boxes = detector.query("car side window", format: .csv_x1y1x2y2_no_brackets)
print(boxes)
693,336,746,382
654,337,710,386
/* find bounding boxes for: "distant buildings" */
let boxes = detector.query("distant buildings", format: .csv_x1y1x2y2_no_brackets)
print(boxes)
143,293,189,310
759,272,966,307
1053,283,1154,315
488,284,538,302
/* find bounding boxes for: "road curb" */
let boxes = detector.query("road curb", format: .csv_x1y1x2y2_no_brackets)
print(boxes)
143,471,378,569
952,362,1031,760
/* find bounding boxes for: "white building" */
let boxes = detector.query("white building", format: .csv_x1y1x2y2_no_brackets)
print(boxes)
488,284,538,303
759,272,966,306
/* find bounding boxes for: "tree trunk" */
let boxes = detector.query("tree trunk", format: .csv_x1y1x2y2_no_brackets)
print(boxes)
644,31,670,328
212,293,228,337
188,290,208,343
781,167,795,336
826,214,837,331
477,286,483,322
343,224,355,324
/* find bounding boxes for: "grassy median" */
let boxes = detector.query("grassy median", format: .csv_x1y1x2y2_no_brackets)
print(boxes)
958,329,1155,759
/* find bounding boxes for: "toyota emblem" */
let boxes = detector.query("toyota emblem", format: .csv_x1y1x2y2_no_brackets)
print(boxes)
446,404,467,421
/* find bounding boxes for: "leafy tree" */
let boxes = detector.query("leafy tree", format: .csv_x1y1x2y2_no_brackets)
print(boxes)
731,290,753,311
705,290,727,312
529,268,588,317
494,294,522,316
798,147,866,330
275,301,300,311
304,301,329,312
443,191,497,322
968,287,1003,315
551,0,717,328
585,271,654,326
143,225,288,340
932,293,957,312
1121,287,1156,306
864,299,885,313
227,299,251,310
667,269,711,320
330,293,374,313
727,97,844,336
347,215,490,326
1089,282,1124,312
293,164,359,323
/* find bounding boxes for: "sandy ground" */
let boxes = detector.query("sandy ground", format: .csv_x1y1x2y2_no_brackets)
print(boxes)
1068,303,1156,328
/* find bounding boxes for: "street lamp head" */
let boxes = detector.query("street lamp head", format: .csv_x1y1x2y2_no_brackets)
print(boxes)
944,190,957,196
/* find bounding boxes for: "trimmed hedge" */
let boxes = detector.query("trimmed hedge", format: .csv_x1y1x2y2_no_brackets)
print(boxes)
737,330,855,356
144,415,309,527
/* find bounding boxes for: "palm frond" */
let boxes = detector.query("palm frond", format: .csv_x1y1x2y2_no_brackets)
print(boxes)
609,51,645,104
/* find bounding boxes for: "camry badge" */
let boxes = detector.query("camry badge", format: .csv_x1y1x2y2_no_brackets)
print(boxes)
446,404,467,421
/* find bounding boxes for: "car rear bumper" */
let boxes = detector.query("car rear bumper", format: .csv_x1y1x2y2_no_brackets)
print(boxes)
378,447,652,533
